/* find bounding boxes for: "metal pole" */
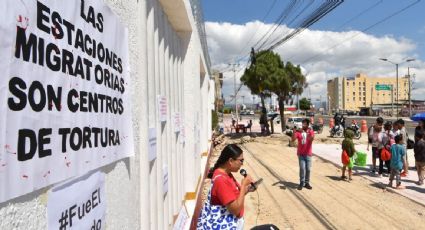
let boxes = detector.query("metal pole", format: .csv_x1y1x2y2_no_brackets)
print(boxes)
396,63,399,118
232,64,238,123
391,85,394,116
408,67,412,117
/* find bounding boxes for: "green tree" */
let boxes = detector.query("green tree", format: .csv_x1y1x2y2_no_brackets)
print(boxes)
241,50,276,110
299,97,312,111
241,50,282,134
241,50,307,132
265,56,290,131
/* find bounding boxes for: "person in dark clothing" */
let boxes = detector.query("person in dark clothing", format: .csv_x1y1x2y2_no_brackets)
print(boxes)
414,130,425,185
340,114,346,129
415,119,425,137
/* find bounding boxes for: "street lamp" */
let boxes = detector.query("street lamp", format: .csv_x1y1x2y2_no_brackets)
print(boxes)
407,67,416,117
379,58,415,118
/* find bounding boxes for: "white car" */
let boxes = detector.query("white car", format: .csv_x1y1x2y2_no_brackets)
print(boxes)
286,117,304,129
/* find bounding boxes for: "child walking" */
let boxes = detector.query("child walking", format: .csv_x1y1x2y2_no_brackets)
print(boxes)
341,129,356,181
389,135,406,189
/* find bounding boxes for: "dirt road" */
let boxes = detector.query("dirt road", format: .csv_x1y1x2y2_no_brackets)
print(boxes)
217,136,425,229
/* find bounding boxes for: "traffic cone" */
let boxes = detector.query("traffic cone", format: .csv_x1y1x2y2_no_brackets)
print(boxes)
361,120,368,133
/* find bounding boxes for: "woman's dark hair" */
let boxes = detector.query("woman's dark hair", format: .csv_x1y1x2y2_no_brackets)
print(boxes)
384,121,392,131
395,134,403,144
397,119,405,126
420,120,425,128
207,144,243,178
376,117,384,125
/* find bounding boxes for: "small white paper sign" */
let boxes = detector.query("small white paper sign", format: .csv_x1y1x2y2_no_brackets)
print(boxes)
149,128,157,162
163,165,169,195
157,95,168,122
173,206,189,230
48,171,105,230
173,112,180,133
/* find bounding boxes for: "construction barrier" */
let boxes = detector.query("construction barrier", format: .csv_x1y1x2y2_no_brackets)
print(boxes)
361,120,368,133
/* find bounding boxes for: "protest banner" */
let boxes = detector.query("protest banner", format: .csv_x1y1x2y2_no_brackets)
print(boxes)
0,0,134,202
48,171,106,230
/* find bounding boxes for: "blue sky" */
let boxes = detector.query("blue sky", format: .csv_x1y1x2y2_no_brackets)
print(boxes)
202,0,425,103
202,0,425,58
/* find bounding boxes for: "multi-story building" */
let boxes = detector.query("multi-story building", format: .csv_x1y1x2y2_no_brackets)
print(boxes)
327,73,409,112
212,71,224,111
327,77,344,112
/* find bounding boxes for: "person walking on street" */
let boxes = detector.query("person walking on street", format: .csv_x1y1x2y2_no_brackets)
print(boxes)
341,129,356,181
259,108,269,135
397,119,409,177
292,119,315,190
389,135,406,189
414,130,425,186
367,117,384,175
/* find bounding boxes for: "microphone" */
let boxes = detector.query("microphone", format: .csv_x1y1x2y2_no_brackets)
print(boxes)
240,169,256,189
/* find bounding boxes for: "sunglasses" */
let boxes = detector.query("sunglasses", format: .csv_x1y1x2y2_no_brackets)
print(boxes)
234,158,244,163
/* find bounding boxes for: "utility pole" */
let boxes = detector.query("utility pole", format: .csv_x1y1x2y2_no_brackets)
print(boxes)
408,67,412,117
391,85,394,116
229,63,240,123
396,63,399,118
380,58,415,118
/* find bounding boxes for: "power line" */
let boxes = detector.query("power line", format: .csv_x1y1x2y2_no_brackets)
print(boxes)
259,0,315,51
266,0,344,51
253,0,299,51
299,0,421,64
337,0,383,30
236,0,278,57
286,0,383,62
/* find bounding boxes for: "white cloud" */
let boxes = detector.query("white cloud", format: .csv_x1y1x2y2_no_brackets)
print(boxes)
206,21,425,104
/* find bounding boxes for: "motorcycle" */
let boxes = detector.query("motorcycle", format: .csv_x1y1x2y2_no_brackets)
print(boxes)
330,124,344,138
346,124,361,139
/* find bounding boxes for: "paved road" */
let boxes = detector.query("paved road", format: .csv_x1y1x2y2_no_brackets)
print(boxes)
239,138,425,229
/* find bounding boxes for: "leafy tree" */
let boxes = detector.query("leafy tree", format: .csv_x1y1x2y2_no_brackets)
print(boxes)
264,56,290,131
299,98,312,111
241,50,275,109
241,50,283,134
241,50,306,133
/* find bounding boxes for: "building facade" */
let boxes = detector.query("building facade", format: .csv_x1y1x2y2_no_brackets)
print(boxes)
213,71,224,111
327,73,409,112
327,76,344,112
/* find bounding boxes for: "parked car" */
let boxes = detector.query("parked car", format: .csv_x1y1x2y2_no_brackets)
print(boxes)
306,111,315,117
286,117,304,129
240,110,248,115
267,111,279,119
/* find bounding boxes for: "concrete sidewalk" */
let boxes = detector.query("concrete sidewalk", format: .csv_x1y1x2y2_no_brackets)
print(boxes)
313,144,425,206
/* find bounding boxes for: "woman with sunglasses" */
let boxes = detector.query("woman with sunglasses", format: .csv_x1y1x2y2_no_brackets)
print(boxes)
197,144,253,230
